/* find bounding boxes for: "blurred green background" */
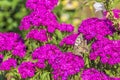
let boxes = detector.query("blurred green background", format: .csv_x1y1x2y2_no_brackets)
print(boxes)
0,0,27,32
0,0,120,33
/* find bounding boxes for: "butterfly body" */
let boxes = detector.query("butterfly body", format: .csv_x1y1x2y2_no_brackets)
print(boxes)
73,34,89,56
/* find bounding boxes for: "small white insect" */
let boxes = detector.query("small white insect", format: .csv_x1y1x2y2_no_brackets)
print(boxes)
93,2,106,18
73,33,90,57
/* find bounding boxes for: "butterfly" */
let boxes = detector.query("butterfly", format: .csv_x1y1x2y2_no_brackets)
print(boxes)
73,33,90,57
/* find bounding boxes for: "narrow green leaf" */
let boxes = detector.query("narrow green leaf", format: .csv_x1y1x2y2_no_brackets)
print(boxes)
40,72,50,80
55,30,63,40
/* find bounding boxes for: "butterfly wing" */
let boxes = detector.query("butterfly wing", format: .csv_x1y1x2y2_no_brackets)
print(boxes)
73,33,89,56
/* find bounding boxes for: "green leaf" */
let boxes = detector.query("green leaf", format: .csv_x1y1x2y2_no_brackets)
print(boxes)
40,72,50,80
51,36,58,45
105,70,113,76
55,30,63,40
85,55,90,68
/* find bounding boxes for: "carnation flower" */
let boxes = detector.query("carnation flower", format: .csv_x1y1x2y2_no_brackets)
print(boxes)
90,38,120,65
0,32,15,51
78,18,115,40
0,58,17,71
26,29,48,42
81,68,111,80
35,59,46,69
19,0,59,33
26,0,58,10
19,16,31,30
52,52,84,80
18,62,35,79
42,12,59,33
32,44,61,60
12,41,26,58
57,23,74,32
32,44,84,80
19,9,59,33
60,33,78,46
0,32,26,57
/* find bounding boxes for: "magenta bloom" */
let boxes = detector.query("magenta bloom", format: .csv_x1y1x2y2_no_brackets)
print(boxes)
19,0,59,33
19,16,31,30
78,18,115,40
32,44,61,60
0,32,26,57
18,62,35,79
32,44,84,80
0,58,17,71
57,23,74,32
35,59,46,69
12,41,26,58
19,9,59,33
90,38,120,65
81,68,111,80
52,52,84,80
60,33,78,46
44,11,59,33
26,0,58,10
0,32,17,51
26,29,48,42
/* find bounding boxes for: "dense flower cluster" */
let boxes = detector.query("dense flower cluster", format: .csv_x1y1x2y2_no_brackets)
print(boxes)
2,0,120,79
78,18,115,40
52,52,84,80
26,29,48,42
32,44,61,60
0,32,26,57
18,62,35,79
19,0,58,32
0,58,17,70
60,33,78,46
19,16,31,30
32,44,84,80
19,0,75,35
81,68,120,80
35,59,46,69
26,0,58,10
81,68,111,80
58,23,74,32
0,32,18,51
19,8,58,33
19,0,59,33
90,38,120,65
